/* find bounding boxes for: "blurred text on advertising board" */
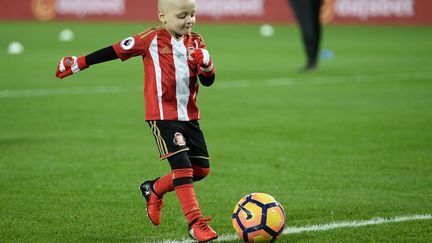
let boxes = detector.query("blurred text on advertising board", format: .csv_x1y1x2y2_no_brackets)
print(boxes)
0,0,430,25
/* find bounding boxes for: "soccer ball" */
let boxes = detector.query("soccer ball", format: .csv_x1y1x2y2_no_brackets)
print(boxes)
232,193,286,242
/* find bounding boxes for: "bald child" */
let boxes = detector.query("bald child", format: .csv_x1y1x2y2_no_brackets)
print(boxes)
55,0,218,241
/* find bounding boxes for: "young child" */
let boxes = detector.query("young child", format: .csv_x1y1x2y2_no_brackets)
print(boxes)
55,0,218,241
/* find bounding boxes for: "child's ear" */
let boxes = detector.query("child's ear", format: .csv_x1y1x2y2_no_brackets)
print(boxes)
158,10,166,23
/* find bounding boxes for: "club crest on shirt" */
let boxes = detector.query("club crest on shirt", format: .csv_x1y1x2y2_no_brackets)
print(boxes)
173,132,186,146
187,46,196,61
120,37,135,50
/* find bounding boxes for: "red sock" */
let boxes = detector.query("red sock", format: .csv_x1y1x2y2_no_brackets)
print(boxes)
153,173,174,197
173,168,202,224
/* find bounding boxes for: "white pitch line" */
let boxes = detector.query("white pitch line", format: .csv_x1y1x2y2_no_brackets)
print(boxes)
215,80,251,89
158,214,432,243
0,85,142,98
283,214,432,234
1,71,431,98
302,71,432,85
264,78,295,86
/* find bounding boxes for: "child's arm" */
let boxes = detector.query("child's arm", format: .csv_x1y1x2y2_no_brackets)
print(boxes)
199,73,215,87
55,46,119,79
192,49,215,87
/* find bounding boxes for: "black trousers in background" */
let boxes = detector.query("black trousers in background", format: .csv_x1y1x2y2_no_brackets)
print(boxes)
289,0,323,68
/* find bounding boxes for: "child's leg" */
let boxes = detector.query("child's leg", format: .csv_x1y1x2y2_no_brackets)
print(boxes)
168,153,217,241
147,120,187,198
190,157,211,182
153,173,174,197
151,158,211,198
168,152,202,224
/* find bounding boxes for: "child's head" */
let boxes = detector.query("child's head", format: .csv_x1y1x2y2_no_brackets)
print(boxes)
158,0,196,38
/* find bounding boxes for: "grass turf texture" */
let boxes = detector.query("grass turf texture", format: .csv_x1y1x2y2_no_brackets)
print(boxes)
1,21,432,242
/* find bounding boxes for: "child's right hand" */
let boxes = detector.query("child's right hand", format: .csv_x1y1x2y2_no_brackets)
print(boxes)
55,56,88,79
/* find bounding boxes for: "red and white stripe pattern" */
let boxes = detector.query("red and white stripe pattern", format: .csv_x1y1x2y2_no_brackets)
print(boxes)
113,28,208,121
149,36,164,120
171,37,191,121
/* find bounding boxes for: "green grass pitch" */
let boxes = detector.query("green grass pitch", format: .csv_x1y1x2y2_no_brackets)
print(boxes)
1,21,432,242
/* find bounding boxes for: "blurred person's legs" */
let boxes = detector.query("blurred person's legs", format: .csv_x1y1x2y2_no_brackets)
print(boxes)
289,0,323,71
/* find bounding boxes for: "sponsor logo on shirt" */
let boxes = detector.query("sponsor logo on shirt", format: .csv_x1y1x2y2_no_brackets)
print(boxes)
160,46,171,55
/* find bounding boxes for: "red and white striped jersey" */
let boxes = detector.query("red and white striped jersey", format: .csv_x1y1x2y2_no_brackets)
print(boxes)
112,27,208,121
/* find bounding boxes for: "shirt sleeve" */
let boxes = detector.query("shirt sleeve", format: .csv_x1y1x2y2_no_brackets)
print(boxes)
112,34,148,61
197,34,207,50
189,32,207,50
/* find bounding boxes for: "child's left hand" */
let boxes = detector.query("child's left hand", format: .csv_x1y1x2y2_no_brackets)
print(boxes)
191,49,213,68
191,49,214,76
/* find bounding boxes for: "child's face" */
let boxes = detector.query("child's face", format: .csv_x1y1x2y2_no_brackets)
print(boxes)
158,0,196,37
